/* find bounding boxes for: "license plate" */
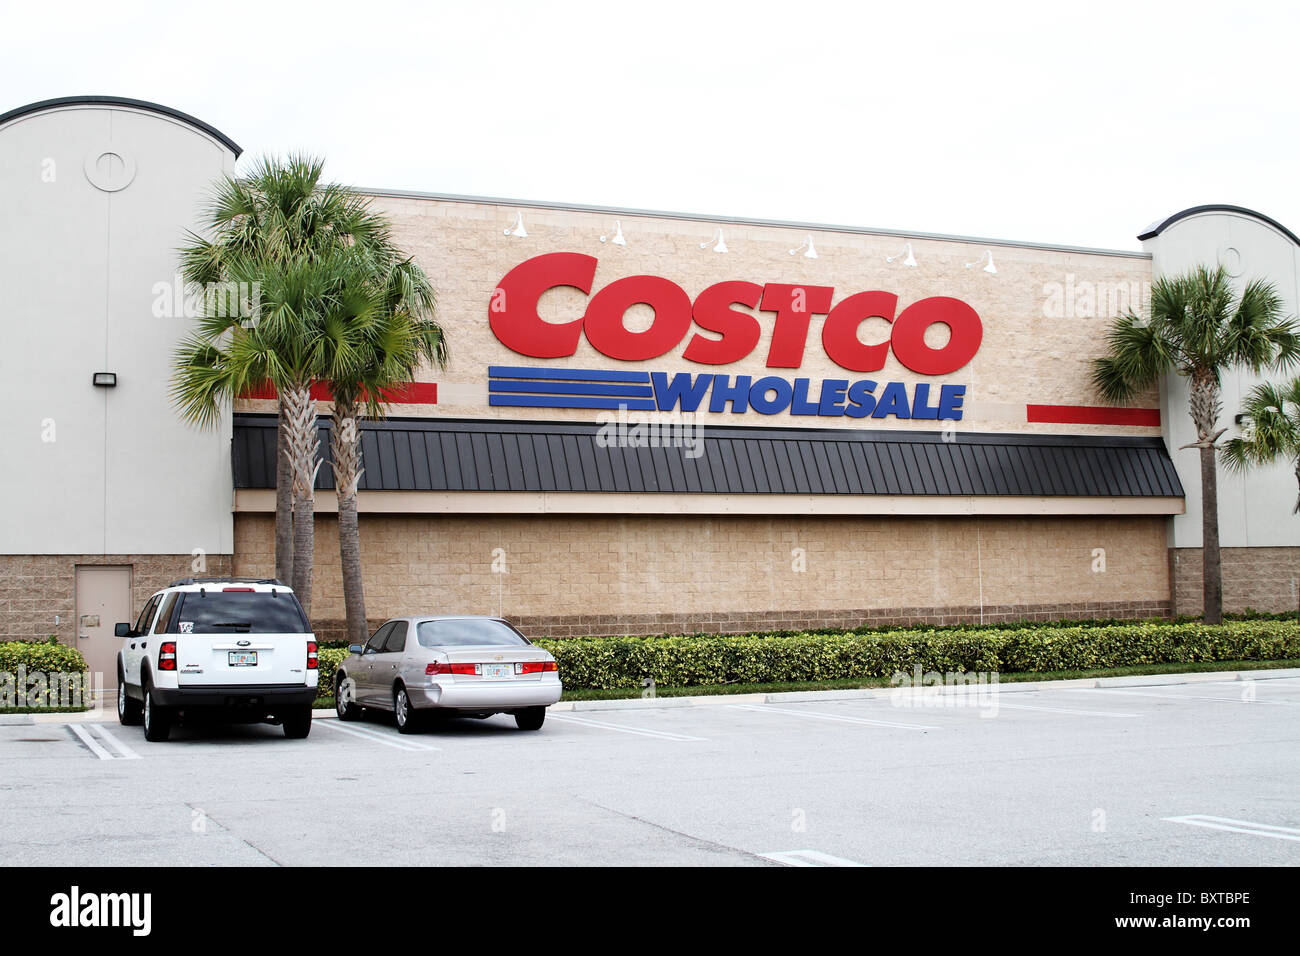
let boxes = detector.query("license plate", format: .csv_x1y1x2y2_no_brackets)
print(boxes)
482,663,512,680
228,651,258,667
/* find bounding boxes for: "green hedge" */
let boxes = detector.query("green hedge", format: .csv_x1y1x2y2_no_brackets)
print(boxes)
317,647,349,698
312,610,1296,651
533,620,1300,691
0,640,89,708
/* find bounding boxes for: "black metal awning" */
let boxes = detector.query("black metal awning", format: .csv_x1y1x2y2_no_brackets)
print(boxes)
232,415,1183,498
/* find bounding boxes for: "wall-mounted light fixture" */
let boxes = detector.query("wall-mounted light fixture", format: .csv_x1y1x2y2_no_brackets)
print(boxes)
699,228,728,253
788,235,818,259
965,250,997,274
600,221,626,245
92,372,117,388
504,212,528,238
886,243,917,268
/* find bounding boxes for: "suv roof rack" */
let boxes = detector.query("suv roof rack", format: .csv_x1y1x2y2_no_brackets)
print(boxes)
168,577,288,588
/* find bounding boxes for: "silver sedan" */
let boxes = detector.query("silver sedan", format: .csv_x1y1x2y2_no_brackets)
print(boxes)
334,616,562,733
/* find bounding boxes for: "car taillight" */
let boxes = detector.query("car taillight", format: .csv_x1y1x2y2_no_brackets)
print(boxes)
222,587,255,592
159,642,177,671
426,662,480,676
307,641,318,670
515,661,558,674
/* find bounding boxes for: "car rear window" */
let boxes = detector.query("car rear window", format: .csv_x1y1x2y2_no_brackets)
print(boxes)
417,619,530,648
168,591,310,634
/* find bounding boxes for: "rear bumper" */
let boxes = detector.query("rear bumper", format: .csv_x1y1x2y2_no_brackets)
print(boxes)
152,684,318,709
414,678,563,712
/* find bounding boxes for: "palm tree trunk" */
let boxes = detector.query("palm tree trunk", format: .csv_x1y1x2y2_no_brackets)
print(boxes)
331,397,368,647
275,398,294,586
282,383,320,616
1189,370,1224,625
1199,445,1223,625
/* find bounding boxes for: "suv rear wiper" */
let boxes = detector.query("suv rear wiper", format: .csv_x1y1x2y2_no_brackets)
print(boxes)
209,622,253,630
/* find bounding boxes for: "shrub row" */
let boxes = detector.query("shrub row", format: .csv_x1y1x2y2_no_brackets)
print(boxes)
317,647,349,698
531,620,1300,691
313,610,1297,651
0,639,89,708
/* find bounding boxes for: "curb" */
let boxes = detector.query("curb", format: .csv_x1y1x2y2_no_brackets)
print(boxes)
549,667,1300,712
9,667,1299,724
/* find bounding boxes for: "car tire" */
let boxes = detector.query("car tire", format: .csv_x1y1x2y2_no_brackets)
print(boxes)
283,706,312,739
335,675,362,721
394,685,420,735
117,679,142,727
515,706,546,731
142,681,172,742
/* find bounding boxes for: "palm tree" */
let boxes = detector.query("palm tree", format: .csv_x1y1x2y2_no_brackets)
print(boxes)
1092,265,1300,624
179,155,397,589
172,248,381,615
1222,377,1300,619
327,257,445,647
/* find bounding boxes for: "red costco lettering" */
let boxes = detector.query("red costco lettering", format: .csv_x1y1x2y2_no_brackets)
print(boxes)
489,253,982,374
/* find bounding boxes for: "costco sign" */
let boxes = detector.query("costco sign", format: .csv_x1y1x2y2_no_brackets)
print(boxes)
487,253,982,419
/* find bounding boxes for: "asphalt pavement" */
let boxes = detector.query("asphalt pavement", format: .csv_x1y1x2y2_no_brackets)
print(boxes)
2,670,1299,866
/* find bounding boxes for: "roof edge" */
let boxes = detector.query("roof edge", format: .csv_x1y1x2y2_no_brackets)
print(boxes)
232,412,1172,448
358,186,1152,260
0,96,242,157
1138,204,1300,246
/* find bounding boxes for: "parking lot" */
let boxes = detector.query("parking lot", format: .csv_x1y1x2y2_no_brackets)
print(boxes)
3,671,1300,867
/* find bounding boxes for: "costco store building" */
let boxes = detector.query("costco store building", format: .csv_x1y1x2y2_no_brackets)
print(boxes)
2,97,1298,678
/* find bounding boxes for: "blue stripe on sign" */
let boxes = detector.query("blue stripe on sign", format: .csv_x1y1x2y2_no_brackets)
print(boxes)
489,395,658,411
488,365,651,383
490,381,654,398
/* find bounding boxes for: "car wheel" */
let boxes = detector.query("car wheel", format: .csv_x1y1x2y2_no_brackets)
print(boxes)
335,675,361,721
283,706,312,739
394,685,420,734
515,707,546,731
142,681,172,742
117,680,142,727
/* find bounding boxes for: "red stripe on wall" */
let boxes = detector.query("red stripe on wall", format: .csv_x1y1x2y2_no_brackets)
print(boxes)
1026,404,1160,426
241,382,438,404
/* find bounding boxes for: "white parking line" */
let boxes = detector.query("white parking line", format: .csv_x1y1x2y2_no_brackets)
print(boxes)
992,701,1145,718
88,723,141,759
760,849,866,867
1164,815,1300,843
1066,688,1298,706
68,724,115,760
730,704,936,731
315,720,440,751
547,713,705,741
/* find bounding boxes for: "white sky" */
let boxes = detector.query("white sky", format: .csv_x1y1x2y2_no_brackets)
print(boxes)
4,0,1297,251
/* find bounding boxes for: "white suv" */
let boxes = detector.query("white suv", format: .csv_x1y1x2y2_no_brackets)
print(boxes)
115,578,319,741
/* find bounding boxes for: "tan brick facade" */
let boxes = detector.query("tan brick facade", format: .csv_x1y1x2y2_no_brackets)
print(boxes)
234,197,1160,437
0,553,234,646
1169,547,1300,617
233,512,1170,640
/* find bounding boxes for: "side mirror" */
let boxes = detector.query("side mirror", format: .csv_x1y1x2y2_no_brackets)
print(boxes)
114,623,131,638
348,644,364,655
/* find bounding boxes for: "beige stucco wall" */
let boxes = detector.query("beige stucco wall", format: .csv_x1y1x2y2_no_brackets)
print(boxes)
234,196,1159,438
233,512,1169,638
